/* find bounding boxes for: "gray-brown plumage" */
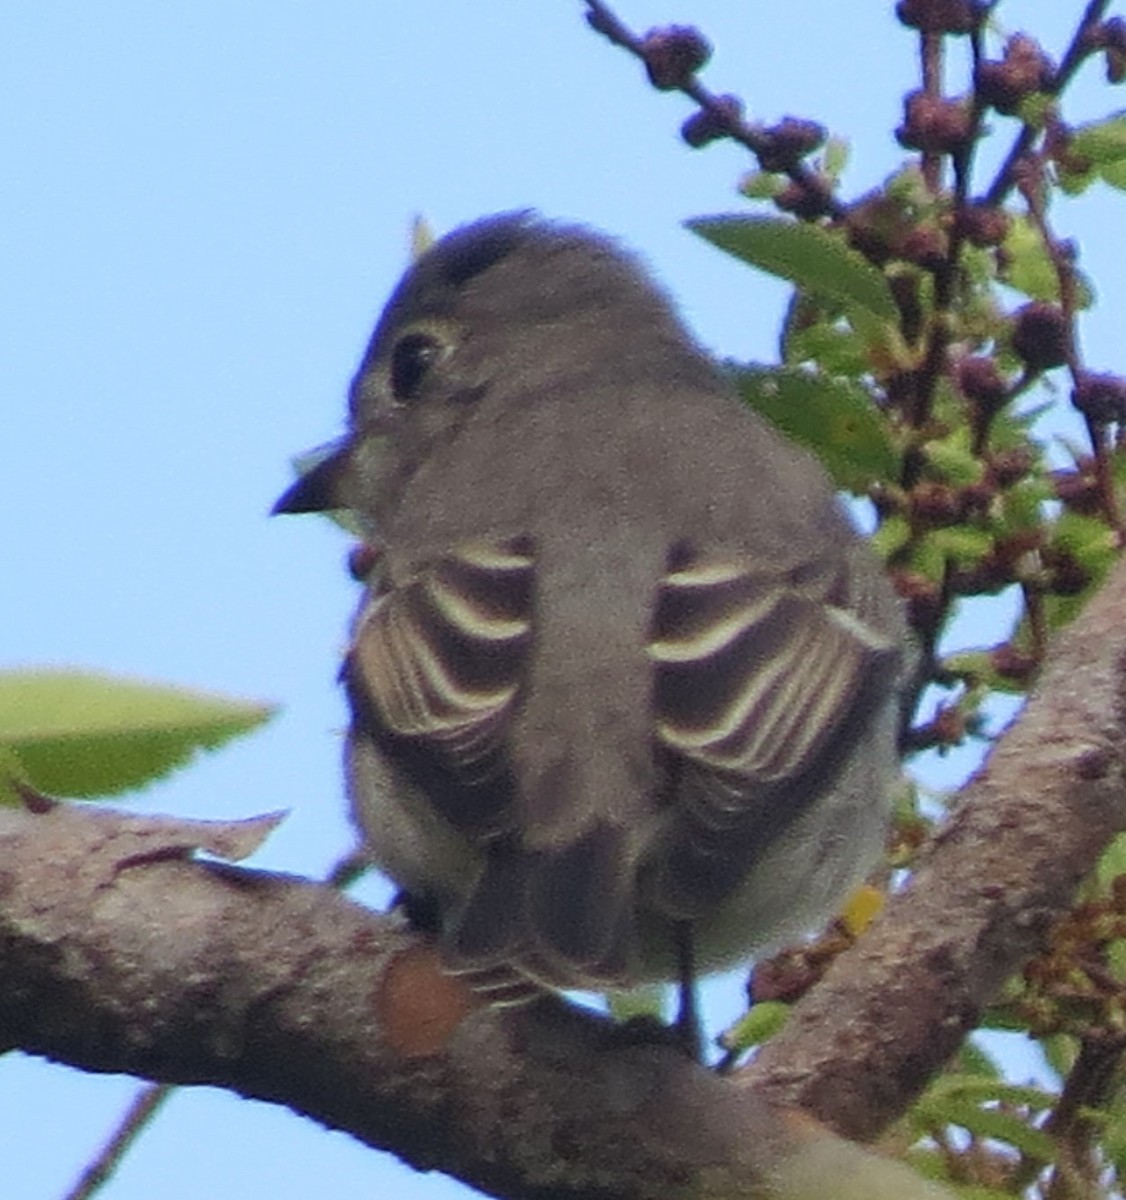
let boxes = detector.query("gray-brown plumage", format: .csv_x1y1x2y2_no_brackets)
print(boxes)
276,211,906,1002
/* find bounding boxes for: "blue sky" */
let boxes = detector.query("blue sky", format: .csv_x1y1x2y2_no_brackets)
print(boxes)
4,3,1124,1197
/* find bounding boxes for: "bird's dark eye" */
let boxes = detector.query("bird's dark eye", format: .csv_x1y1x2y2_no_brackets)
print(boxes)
390,332,442,402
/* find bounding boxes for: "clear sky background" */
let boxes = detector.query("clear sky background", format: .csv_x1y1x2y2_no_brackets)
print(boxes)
4,3,1125,1198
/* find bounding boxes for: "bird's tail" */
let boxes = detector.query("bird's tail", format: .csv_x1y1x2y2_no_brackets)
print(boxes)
444,822,635,992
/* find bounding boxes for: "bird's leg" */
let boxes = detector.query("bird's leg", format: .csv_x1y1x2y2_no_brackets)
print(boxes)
673,920,704,1062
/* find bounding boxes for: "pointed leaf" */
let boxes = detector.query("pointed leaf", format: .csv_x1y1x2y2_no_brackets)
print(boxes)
1002,215,1094,307
0,669,275,801
1071,113,1126,166
607,984,667,1023
721,1000,791,1055
733,366,898,491
689,214,898,323
1097,158,1126,191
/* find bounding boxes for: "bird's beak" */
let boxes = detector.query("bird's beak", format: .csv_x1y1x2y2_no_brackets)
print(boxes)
272,441,353,515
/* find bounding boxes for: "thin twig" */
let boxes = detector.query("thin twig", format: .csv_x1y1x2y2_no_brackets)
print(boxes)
1018,149,1123,532
583,0,846,219
984,0,1112,206
63,1084,172,1200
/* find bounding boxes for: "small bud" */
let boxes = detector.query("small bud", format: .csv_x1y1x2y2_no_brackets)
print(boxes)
681,94,744,147
773,177,835,220
994,528,1044,564
1052,469,1101,515
895,0,978,34
955,202,1011,248
869,482,906,520
1041,546,1091,597
960,481,996,516
1010,301,1069,372
990,643,1037,685
953,529,1042,594
1072,371,1126,423
1107,45,1126,85
1101,19,1126,81
899,225,948,271
1098,15,1126,51
931,703,968,747
640,25,712,90
755,117,827,172
987,447,1035,488
910,480,965,527
975,35,1054,115
892,570,944,633
896,91,974,154
888,274,924,340
751,950,824,1004
956,355,1009,414
948,550,1012,595
845,217,892,264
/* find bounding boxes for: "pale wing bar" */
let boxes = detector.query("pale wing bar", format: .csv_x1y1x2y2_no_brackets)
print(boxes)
347,539,534,780
650,558,897,803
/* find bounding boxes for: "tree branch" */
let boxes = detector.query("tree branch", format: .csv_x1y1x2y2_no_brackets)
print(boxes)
5,558,1126,1197
0,803,948,1200
740,556,1126,1138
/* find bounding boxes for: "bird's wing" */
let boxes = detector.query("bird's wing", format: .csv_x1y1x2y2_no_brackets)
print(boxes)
343,536,534,838
344,531,649,988
648,549,902,912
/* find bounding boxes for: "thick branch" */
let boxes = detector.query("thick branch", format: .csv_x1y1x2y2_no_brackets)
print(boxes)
0,803,947,1200
740,556,1126,1138
5,560,1126,1196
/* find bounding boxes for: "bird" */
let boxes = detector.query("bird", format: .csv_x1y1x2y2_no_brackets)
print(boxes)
274,210,906,1046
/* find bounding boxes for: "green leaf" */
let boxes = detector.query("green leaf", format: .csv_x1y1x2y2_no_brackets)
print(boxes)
871,513,912,560
911,1089,1056,1163
1000,476,1054,532
1039,1032,1078,1081
1095,832,1126,894
924,427,986,486
1057,161,1097,196
1071,113,1126,166
910,534,949,583
1100,1083,1126,1178
921,1075,1055,1112
929,526,994,566
733,366,898,491
1016,93,1053,130
607,984,667,1023
954,1039,1002,1079
1001,215,1094,307
720,1000,791,1054
1052,510,1119,576
689,214,899,323
1097,158,1126,191
737,170,784,201
1107,937,1126,982
0,669,275,802
822,136,850,181
784,319,872,376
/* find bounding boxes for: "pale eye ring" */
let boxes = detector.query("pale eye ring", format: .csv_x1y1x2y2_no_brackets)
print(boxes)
390,332,443,402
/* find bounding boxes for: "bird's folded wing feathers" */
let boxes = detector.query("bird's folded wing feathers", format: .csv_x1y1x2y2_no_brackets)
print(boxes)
345,539,534,792
649,555,901,822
